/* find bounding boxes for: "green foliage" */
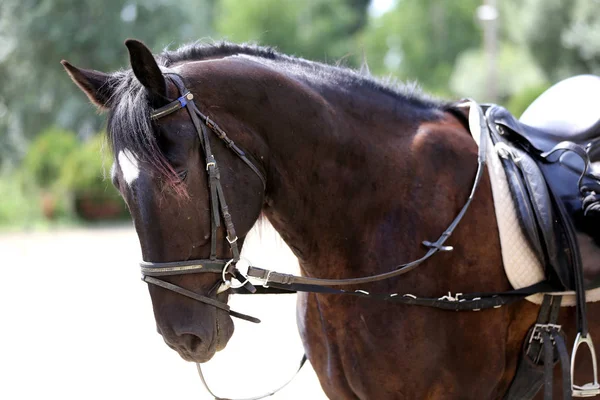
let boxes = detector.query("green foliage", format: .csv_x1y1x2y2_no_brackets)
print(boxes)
505,84,552,118
507,0,600,81
449,43,547,103
60,134,118,198
361,0,482,95
0,0,213,165
22,127,79,190
0,169,43,227
215,0,368,65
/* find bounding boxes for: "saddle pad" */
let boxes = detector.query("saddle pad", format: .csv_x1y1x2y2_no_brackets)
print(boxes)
478,118,600,305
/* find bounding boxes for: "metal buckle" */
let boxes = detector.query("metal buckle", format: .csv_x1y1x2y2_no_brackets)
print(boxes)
422,240,453,252
530,323,562,342
219,258,251,291
263,270,273,288
226,235,238,244
177,92,194,107
572,332,600,397
206,161,216,170
526,323,561,363
438,292,463,302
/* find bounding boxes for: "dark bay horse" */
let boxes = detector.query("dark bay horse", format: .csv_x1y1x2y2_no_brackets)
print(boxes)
62,40,600,399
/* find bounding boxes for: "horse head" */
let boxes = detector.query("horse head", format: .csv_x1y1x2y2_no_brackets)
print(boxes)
63,40,267,362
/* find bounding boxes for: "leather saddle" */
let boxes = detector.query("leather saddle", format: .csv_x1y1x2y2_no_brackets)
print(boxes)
484,75,600,292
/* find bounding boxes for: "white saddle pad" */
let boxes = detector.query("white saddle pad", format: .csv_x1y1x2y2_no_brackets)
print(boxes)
481,118,600,306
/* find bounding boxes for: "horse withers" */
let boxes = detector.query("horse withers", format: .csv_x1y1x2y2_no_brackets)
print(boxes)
63,39,600,399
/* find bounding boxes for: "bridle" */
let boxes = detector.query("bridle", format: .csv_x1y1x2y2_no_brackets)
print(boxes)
140,73,265,324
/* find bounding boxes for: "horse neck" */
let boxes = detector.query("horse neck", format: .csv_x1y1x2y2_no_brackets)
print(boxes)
193,60,503,288
257,85,498,283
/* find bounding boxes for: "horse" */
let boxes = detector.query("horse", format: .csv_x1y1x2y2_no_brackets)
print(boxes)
62,39,600,399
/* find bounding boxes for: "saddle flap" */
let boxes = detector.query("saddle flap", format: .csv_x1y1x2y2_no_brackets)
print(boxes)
487,114,569,288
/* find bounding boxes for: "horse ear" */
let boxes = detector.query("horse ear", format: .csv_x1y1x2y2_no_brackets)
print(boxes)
125,39,166,98
61,60,113,109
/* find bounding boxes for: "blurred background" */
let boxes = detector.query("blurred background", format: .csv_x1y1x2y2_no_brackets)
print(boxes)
1,0,599,227
0,0,599,398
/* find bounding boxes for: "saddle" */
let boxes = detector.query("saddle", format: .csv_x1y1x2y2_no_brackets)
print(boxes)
480,75,600,399
485,75,600,292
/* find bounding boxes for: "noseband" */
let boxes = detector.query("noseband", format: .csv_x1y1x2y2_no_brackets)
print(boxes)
140,73,265,324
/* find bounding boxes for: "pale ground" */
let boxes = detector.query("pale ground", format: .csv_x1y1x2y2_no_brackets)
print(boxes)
0,224,327,400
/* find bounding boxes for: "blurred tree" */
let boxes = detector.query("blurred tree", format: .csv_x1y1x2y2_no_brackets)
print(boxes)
214,0,369,65
507,0,600,81
449,43,547,103
360,0,482,96
0,0,212,165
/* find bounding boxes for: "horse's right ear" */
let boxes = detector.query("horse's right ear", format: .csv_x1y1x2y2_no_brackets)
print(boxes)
125,39,166,98
61,60,112,109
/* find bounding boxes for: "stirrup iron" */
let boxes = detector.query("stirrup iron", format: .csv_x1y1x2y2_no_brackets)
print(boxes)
572,332,600,397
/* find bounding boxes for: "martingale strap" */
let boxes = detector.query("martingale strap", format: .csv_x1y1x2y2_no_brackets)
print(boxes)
254,280,555,311
247,99,489,289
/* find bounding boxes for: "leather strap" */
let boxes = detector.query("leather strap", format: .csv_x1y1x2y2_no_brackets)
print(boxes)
248,100,488,288
140,259,226,276
142,276,260,323
260,280,553,311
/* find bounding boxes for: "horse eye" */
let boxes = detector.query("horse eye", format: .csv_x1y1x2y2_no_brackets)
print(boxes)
177,170,188,181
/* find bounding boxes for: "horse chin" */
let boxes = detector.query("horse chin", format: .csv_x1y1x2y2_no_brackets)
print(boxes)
214,311,235,353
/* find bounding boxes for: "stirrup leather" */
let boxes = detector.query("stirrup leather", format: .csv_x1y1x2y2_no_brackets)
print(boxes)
572,332,600,397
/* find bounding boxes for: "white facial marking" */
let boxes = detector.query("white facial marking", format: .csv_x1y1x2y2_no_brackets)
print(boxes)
117,149,140,185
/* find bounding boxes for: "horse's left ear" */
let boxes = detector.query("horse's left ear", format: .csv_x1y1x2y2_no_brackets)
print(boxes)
61,60,113,109
125,39,166,98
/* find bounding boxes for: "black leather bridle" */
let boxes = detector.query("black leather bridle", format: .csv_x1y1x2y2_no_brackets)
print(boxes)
140,73,265,324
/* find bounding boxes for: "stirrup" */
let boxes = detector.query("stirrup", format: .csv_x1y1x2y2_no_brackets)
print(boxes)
572,332,600,397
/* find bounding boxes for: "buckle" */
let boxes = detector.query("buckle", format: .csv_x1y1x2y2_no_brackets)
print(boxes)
438,292,463,302
226,235,238,244
262,270,273,288
572,332,600,397
219,258,251,291
525,323,562,363
422,240,453,252
530,323,562,342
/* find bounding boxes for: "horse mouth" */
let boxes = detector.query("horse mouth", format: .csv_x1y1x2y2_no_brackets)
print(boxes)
164,311,234,363
164,333,218,363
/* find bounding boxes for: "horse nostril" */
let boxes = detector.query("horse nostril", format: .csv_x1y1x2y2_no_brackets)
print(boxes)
180,333,204,352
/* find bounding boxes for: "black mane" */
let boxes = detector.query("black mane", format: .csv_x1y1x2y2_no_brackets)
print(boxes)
157,41,442,110
107,41,444,194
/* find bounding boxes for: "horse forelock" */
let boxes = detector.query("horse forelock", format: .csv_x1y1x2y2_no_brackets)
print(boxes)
106,70,186,196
